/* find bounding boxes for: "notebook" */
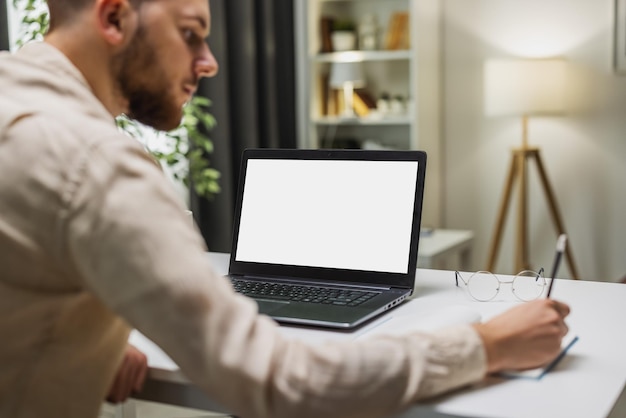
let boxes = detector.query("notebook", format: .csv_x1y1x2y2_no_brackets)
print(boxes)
227,148,427,329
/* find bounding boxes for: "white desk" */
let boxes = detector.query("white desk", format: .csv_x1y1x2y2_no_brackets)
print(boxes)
130,253,626,418
417,229,474,270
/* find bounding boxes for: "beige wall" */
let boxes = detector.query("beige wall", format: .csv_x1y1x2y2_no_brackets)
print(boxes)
9,1,625,281
443,0,626,281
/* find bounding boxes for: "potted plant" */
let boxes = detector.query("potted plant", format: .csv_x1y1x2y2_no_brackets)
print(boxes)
10,0,220,203
331,19,357,51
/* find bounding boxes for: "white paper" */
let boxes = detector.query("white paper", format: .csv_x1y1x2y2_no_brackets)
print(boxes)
356,305,482,339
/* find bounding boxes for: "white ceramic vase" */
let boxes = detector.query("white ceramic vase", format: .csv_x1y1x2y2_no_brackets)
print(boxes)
331,31,356,51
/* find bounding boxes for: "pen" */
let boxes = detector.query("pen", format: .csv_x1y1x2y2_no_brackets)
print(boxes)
546,234,567,298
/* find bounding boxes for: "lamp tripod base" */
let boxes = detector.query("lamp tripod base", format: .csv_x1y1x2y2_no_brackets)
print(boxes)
486,146,580,279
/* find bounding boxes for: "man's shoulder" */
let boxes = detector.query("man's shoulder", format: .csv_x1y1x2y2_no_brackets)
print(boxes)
2,109,156,183
5,108,127,147
0,42,119,141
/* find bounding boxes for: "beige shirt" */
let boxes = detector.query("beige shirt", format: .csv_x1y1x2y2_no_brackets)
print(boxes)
0,42,487,418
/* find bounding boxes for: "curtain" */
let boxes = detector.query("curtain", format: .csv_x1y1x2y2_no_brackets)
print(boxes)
191,0,296,253
1,0,9,51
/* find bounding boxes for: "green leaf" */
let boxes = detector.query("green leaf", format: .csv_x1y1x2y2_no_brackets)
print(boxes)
192,96,211,107
202,168,221,179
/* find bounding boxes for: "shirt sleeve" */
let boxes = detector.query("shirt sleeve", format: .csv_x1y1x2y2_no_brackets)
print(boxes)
62,138,487,418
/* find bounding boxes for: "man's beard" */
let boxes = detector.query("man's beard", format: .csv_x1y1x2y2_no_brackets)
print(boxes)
112,26,184,131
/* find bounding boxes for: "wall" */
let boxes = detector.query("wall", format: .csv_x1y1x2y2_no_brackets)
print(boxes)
443,0,626,281
7,1,624,281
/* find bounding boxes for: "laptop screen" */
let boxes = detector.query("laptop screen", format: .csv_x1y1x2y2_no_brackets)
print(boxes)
234,158,419,274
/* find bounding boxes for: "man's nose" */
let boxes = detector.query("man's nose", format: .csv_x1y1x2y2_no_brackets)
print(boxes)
195,43,219,79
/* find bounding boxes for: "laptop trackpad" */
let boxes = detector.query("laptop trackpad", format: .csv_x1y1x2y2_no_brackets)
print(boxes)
255,299,290,314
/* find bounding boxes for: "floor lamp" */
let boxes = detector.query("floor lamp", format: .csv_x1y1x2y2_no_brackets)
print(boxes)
483,58,579,279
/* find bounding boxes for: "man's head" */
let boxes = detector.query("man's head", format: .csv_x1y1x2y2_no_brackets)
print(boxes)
46,0,218,131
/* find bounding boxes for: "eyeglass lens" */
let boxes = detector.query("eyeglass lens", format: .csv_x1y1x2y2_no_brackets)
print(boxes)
467,271,546,301
512,270,546,301
467,272,500,301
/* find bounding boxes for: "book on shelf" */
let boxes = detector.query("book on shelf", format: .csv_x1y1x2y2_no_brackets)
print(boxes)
318,73,329,117
336,89,346,115
326,88,340,117
320,16,334,53
353,90,376,117
385,11,410,50
398,12,410,49
326,88,376,118
356,89,376,108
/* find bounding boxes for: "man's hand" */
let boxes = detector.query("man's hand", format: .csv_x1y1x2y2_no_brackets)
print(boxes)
473,298,570,373
106,344,148,403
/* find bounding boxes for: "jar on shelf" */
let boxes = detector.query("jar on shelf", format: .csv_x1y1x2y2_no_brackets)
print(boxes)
358,14,379,51
376,92,391,115
390,95,406,114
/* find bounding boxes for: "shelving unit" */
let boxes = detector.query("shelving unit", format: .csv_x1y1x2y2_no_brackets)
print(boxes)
313,49,413,63
294,0,444,227
314,116,412,125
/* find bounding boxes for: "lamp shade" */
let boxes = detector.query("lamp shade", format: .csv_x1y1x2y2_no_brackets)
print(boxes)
329,62,365,89
484,59,568,117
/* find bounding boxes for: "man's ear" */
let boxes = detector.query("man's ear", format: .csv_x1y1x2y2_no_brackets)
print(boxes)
95,0,137,46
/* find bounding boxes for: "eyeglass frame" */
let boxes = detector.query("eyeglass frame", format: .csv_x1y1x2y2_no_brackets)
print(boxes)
454,268,546,302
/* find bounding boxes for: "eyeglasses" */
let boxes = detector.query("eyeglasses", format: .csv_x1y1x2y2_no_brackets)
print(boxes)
454,268,547,302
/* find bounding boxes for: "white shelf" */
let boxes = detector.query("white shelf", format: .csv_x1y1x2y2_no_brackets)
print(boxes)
318,0,383,3
298,0,418,150
295,0,444,227
314,116,411,126
313,50,412,63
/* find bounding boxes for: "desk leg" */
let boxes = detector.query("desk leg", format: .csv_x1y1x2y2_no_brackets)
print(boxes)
460,247,472,271
115,401,137,418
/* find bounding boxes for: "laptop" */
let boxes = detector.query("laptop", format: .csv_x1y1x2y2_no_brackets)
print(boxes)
228,148,427,329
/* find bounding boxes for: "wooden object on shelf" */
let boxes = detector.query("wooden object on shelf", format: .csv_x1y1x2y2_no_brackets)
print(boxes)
352,93,368,117
320,16,334,53
385,12,410,50
398,12,410,49
325,89,376,118
353,90,376,117
356,89,376,108
326,88,340,116
384,13,400,50
336,88,346,115
318,73,329,116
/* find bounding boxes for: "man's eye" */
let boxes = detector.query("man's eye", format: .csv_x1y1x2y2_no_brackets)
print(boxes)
183,29,201,45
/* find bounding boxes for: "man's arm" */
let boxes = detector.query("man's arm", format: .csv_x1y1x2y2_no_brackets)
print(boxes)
63,139,569,418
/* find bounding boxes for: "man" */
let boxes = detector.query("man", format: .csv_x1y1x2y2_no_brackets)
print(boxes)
0,0,571,417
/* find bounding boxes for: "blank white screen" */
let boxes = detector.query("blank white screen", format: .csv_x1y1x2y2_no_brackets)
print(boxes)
235,159,419,274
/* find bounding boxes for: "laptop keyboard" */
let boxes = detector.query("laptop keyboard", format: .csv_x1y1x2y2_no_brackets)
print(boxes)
231,279,378,307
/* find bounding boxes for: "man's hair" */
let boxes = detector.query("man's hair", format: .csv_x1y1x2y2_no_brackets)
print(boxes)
47,0,92,31
46,0,142,32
